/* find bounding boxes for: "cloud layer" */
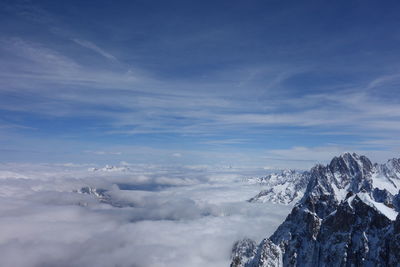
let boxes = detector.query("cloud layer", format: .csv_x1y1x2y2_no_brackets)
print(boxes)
0,163,291,267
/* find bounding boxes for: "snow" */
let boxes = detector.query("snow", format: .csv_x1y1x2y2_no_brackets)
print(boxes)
247,170,309,204
89,165,130,172
331,183,348,201
357,192,398,221
234,153,400,267
371,173,398,195
346,194,356,208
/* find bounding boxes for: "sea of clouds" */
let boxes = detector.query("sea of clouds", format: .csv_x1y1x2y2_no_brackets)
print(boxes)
0,163,292,267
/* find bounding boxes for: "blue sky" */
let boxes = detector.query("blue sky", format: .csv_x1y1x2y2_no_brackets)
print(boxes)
1,0,400,168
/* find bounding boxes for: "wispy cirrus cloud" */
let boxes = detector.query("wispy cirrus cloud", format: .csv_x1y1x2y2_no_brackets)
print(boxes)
72,38,117,61
1,38,400,154
1,0,400,166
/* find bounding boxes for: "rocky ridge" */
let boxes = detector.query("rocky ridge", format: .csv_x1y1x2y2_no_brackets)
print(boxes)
232,153,400,267
248,170,311,204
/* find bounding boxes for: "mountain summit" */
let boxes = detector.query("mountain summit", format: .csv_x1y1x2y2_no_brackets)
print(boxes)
232,153,400,266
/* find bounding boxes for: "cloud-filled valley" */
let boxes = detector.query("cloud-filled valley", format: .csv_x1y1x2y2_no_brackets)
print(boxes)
0,164,291,267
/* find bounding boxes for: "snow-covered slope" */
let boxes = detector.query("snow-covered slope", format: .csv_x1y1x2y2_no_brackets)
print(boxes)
248,170,311,204
232,153,400,267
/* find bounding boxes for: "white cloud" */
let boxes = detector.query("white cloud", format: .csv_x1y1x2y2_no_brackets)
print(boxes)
2,37,400,143
0,163,291,267
1,38,400,169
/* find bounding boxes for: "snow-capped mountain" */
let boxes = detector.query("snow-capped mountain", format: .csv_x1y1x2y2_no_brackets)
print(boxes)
88,165,130,172
75,186,131,208
248,170,311,204
232,153,400,267
76,186,109,200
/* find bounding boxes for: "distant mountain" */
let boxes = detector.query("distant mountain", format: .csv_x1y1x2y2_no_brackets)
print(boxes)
88,165,130,172
232,153,400,267
75,186,131,208
248,170,311,204
76,186,109,200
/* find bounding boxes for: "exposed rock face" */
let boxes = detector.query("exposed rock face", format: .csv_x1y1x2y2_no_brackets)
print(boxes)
231,239,257,267
248,170,311,204
232,153,400,267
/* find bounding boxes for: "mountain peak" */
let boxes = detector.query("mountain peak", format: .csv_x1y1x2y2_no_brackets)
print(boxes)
339,151,358,157
328,152,373,192
329,152,371,169
331,152,373,169
234,153,400,267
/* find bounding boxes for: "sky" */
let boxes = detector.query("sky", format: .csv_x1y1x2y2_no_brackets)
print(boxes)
1,0,400,168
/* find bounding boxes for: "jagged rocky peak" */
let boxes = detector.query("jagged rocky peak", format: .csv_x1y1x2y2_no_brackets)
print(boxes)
248,152,377,205
328,152,373,188
233,153,400,267
305,152,376,203
329,152,373,175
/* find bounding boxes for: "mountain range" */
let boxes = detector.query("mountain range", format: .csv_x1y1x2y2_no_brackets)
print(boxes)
232,152,400,266
247,169,311,205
